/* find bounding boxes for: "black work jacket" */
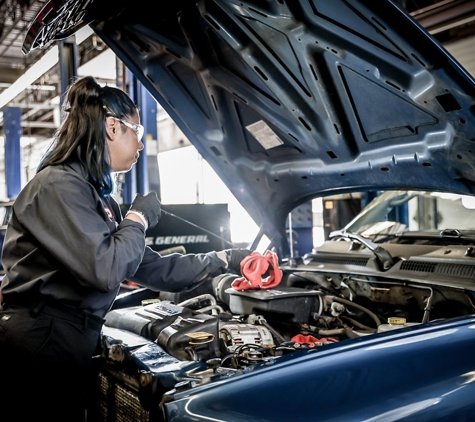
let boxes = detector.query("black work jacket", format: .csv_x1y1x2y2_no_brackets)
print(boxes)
0,161,227,317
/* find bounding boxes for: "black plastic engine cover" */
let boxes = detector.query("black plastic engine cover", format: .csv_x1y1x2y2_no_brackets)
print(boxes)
104,301,192,340
156,313,220,362
226,287,322,324
104,301,221,362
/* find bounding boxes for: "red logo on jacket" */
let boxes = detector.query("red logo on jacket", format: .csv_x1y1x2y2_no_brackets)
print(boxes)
104,206,114,220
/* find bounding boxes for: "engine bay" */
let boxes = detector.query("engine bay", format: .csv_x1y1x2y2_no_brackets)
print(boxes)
103,266,475,371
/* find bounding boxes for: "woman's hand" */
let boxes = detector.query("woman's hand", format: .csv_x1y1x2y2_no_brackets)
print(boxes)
223,249,253,273
126,192,161,229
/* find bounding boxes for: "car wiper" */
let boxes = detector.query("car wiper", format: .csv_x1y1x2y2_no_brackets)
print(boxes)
329,229,394,271
439,228,475,239
394,229,475,244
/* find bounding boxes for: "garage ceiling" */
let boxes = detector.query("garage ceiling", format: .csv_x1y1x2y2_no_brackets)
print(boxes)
0,0,474,143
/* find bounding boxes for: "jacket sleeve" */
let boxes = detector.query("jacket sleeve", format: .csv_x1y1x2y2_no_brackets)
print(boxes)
128,247,228,292
12,172,146,293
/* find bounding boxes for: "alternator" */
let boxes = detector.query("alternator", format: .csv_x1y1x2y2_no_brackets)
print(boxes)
219,322,274,352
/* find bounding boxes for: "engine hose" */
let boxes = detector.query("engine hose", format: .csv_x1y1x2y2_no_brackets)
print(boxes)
328,296,381,329
341,316,377,332
344,328,362,339
318,328,346,336
315,294,324,319
195,304,225,315
178,294,217,308
408,284,433,323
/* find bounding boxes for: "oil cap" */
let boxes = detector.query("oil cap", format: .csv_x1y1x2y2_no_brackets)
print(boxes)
387,317,406,325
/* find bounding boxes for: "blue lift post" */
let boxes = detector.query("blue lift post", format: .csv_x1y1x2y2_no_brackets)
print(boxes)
4,106,22,199
122,70,159,204
58,36,79,108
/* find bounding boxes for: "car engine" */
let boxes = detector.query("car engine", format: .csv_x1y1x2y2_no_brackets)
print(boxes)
103,267,475,371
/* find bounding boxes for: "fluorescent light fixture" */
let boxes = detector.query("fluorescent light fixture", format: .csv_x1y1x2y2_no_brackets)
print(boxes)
0,46,58,108
75,25,94,44
0,25,94,110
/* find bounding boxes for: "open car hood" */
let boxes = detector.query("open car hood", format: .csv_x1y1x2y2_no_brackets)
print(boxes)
24,0,475,243
20,4,475,419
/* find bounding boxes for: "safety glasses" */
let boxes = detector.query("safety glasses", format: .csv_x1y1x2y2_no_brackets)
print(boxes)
113,117,144,140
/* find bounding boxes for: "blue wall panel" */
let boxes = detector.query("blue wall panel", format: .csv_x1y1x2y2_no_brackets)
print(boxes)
4,106,22,199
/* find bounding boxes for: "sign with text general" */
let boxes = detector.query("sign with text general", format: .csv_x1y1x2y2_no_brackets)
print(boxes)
142,203,231,254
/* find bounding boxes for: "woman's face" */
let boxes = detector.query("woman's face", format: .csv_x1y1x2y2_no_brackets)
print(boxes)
106,112,144,173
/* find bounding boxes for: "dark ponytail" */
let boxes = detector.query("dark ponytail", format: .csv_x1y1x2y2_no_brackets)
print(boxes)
38,76,138,196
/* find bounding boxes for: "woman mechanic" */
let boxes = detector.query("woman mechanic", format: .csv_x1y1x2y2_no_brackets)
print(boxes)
0,75,251,421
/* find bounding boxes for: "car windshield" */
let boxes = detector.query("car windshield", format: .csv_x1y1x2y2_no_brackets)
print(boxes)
343,190,475,239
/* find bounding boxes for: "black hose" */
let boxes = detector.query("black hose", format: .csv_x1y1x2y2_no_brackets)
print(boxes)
328,296,381,328
341,316,377,332
408,284,433,323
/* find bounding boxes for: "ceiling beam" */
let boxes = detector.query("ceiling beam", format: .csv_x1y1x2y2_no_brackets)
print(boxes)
20,121,56,128
10,102,57,109
412,0,475,35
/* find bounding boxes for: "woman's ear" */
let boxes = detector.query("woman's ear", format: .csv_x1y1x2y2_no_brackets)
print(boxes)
105,116,117,140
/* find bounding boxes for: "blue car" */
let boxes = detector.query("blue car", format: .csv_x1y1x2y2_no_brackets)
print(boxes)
24,1,475,421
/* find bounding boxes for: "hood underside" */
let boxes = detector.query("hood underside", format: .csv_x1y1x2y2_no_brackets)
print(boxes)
25,0,475,241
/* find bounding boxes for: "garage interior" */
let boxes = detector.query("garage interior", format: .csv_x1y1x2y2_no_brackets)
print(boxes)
0,2,475,421
0,0,474,250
